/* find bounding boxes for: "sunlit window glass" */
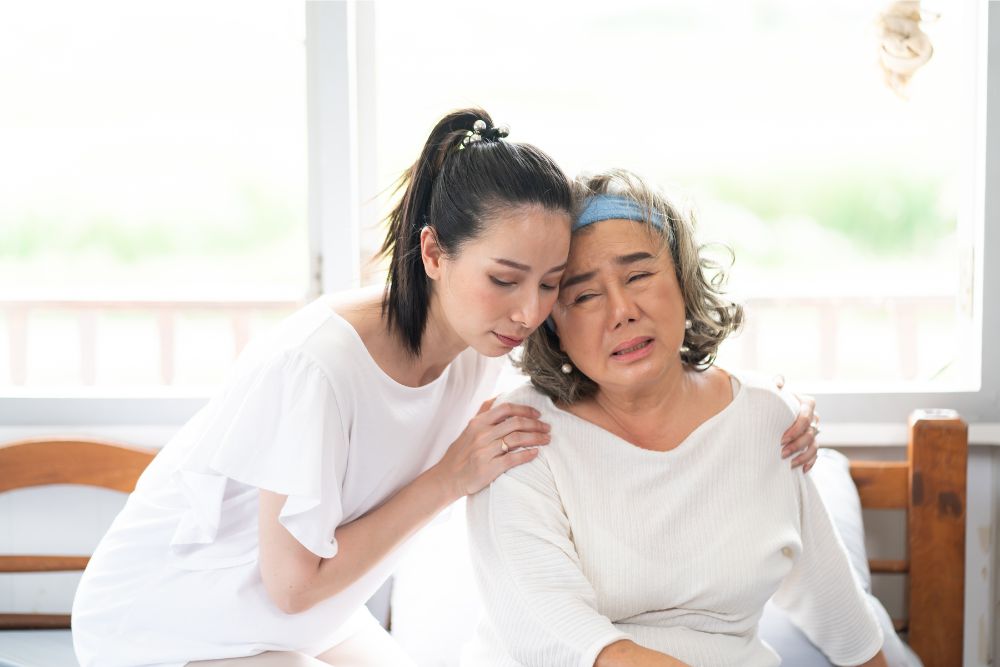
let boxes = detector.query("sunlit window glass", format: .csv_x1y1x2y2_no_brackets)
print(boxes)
0,2,307,389
372,0,974,390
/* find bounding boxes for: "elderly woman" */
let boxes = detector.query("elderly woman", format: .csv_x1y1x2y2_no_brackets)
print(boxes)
464,169,887,667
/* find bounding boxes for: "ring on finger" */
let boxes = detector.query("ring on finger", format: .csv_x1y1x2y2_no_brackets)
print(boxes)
808,424,821,437
499,437,510,454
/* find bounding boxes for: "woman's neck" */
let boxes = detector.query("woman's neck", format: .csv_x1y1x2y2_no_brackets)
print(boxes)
408,291,469,384
594,364,693,426
578,365,732,452
330,286,469,388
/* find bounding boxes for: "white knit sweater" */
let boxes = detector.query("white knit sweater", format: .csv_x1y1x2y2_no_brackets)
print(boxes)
463,372,883,667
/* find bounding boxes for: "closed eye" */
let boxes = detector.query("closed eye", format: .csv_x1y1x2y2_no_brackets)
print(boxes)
490,276,515,287
540,283,557,291
573,292,598,304
627,272,654,283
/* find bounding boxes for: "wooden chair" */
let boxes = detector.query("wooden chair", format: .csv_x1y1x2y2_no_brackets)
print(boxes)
849,410,967,667
0,437,157,630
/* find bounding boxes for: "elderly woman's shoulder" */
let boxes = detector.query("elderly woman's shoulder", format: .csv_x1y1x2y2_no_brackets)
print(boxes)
497,383,557,414
730,369,800,420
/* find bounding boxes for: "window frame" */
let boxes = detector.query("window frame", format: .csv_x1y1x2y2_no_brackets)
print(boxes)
0,1,370,426
1,0,997,427
815,0,999,425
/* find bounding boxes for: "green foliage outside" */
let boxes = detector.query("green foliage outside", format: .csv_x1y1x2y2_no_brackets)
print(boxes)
699,164,954,258
0,166,954,276
0,184,301,263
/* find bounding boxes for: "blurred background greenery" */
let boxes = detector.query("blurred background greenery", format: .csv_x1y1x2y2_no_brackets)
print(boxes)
0,0,974,389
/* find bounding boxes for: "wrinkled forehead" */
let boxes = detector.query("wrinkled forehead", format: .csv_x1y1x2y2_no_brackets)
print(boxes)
564,218,667,273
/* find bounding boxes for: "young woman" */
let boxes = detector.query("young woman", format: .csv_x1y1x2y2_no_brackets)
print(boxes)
70,110,818,667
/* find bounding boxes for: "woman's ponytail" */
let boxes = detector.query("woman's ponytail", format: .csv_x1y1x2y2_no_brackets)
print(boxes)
379,108,571,355
380,109,493,355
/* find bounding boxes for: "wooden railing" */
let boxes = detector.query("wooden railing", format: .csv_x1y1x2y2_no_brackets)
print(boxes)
735,293,955,381
0,293,955,387
1,297,302,386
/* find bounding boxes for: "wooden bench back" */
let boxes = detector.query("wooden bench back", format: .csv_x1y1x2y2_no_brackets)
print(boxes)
0,416,969,661
848,410,967,667
0,438,157,629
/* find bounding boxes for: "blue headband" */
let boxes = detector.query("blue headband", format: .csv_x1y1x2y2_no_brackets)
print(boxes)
575,194,667,232
544,195,672,333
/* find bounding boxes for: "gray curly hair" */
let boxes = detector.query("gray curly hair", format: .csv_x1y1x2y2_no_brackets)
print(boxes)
516,168,744,404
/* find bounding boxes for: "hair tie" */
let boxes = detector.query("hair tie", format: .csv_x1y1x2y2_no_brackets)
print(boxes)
461,119,510,148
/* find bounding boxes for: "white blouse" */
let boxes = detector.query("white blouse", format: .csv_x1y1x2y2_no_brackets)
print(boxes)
72,298,501,667
464,373,883,667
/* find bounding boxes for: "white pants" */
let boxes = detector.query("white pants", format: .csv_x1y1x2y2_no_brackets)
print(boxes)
186,608,415,667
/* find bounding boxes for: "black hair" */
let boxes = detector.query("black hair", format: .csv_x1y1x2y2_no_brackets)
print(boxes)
379,108,572,355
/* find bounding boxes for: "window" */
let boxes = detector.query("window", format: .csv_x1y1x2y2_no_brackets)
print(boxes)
0,1,307,392
370,0,980,398
4,0,997,426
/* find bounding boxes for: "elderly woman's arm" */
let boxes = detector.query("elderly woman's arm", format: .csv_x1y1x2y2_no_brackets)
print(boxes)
467,452,689,667
771,470,887,666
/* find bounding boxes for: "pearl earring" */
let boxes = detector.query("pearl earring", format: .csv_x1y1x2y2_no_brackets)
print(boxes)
685,319,692,330
679,345,690,354
561,363,573,374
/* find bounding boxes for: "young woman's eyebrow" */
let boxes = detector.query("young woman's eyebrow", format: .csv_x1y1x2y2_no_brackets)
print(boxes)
491,258,567,274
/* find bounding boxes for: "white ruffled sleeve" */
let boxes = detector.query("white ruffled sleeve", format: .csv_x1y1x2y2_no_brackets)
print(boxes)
170,349,348,560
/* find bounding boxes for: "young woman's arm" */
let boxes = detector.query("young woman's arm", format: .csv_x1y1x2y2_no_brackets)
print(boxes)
258,399,548,614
